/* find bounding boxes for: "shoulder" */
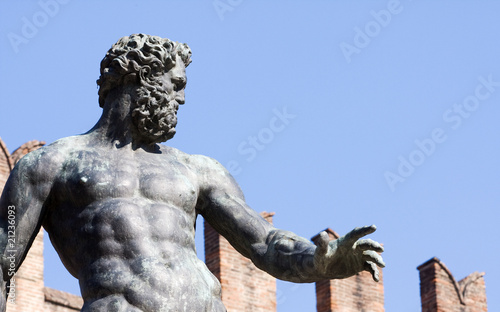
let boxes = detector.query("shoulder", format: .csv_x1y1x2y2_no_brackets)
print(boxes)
158,144,226,172
160,145,239,189
188,154,243,197
13,136,79,181
187,154,229,177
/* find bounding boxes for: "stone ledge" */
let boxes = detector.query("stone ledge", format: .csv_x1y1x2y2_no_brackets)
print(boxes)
44,287,83,310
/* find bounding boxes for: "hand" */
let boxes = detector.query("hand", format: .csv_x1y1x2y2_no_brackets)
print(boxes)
313,225,385,282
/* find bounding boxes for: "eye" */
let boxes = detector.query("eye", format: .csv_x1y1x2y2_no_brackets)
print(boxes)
172,77,186,91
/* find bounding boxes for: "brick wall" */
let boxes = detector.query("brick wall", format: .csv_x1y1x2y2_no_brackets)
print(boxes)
43,288,82,312
312,228,385,312
204,212,277,312
417,257,487,312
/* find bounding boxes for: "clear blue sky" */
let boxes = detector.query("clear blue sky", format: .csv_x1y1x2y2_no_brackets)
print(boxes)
1,1,500,311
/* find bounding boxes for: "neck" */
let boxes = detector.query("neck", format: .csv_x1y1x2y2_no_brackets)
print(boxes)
88,86,157,150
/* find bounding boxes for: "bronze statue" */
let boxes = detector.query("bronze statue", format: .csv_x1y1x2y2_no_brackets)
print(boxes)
0,34,384,311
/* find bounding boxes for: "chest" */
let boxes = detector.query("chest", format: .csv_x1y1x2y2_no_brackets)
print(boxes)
58,149,198,209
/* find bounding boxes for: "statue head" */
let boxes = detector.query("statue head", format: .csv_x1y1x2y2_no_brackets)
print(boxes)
97,34,192,144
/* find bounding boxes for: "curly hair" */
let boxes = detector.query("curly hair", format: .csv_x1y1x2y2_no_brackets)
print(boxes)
96,34,192,108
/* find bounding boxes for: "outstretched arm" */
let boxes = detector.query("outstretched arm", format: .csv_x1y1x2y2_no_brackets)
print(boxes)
0,149,57,310
194,156,384,284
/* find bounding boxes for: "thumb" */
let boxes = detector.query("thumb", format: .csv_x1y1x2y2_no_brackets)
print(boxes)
315,231,330,256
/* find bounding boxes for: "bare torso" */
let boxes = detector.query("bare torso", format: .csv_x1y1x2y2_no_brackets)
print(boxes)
42,134,225,312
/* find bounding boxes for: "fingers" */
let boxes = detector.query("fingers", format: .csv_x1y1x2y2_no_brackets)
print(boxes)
362,250,385,268
345,225,377,243
315,231,330,256
364,261,380,282
356,239,384,253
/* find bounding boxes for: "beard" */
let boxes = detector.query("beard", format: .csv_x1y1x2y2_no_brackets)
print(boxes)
131,85,179,145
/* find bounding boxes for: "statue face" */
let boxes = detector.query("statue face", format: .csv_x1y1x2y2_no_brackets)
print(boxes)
130,55,188,145
161,54,187,107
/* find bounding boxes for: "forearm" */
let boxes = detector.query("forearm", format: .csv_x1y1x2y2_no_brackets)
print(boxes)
0,221,18,308
0,208,27,282
252,229,323,283
0,207,34,312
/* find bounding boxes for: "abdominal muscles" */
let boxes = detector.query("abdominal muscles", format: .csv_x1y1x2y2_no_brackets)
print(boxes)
47,198,224,311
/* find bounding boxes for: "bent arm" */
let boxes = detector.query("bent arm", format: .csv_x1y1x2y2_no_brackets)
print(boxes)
0,150,56,308
194,156,323,283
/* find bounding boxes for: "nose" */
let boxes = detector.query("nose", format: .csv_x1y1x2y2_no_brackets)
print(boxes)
175,89,185,105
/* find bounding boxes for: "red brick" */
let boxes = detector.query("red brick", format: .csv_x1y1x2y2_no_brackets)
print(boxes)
204,212,277,312
417,257,487,312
